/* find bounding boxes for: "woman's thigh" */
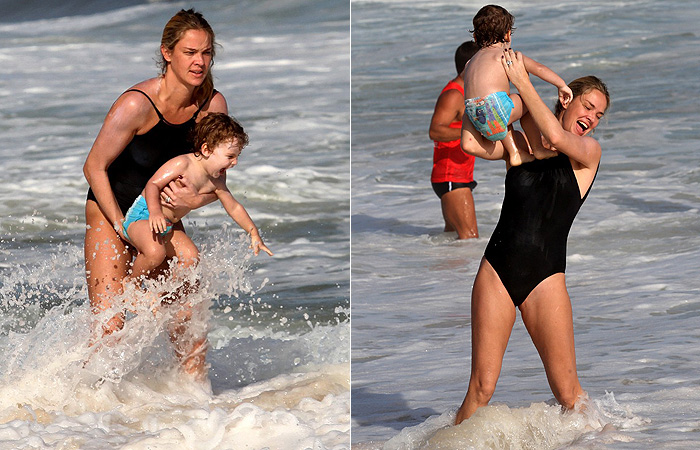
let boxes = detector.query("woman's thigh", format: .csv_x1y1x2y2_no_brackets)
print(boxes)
84,200,131,309
519,274,580,393
470,258,517,379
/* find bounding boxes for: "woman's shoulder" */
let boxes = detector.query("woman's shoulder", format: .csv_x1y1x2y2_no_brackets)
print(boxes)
205,90,229,114
113,78,160,112
126,77,160,93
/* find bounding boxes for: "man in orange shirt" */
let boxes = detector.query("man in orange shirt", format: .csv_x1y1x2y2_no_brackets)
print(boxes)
428,41,479,239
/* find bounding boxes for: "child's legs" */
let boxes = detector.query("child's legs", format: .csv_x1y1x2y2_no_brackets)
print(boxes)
496,93,531,166
461,120,502,160
501,126,534,167
507,93,526,125
126,220,168,281
520,112,558,159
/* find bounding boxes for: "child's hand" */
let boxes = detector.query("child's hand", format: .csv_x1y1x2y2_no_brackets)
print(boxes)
149,212,170,234
251,234,274,256
558,85,573,108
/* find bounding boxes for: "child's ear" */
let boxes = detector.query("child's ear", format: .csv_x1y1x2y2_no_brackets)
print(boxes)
201,142,211,155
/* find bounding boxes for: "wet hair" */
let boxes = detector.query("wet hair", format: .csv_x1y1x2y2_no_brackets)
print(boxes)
158,9,217,106
192,113,249,155
554,76,611,119
454,41,479,75
471,5,515,48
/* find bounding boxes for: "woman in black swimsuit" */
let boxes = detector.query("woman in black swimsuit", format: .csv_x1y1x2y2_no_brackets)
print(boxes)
83,9,228,380
455,49,610,424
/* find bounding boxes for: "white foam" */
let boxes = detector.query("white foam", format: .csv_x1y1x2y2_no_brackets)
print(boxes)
380,393,643,450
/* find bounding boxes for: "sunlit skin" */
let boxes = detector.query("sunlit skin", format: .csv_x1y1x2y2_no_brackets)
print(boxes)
455,49,609,425
428,67,479,240
82,13,229,381
161,29,213,93
560,90,606,138
125,138,273,286
462,30,572,166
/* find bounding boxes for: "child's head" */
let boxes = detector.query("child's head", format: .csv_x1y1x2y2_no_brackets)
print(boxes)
471,5,515,48
455,40,479,75
193,112,249,155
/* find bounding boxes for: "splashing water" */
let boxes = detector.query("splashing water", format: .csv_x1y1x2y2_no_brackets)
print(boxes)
381,394,646,450
0,225,350,449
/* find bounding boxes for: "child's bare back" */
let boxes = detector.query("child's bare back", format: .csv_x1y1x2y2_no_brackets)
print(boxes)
463,46,511,99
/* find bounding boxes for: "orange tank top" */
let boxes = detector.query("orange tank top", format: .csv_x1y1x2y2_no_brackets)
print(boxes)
431,81,475,183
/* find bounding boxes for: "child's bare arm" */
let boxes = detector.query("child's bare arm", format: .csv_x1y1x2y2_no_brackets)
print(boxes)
522,54,573,107
143,157,188,233
216,187,273,256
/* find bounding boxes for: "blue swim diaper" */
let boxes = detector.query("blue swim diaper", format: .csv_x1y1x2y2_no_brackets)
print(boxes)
464,91,514,141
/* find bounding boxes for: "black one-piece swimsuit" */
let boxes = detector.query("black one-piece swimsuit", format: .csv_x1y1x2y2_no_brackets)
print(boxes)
87,89,211,214
484,153,597,306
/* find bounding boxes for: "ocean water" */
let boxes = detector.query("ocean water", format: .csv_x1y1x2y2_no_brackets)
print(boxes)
0,0,349,449
351,0,700,448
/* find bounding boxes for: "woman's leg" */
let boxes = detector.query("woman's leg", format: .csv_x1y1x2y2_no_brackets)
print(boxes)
456,258,516,424
519,273,585,410
84,200,131,336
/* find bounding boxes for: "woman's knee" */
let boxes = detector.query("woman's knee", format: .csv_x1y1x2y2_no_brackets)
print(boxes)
552,383,583,410
469,372,498,404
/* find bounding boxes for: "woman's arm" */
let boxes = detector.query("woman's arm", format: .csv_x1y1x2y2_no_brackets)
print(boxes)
503,50,601,170
143,156,190,233
207,90,229,115
83,92,153,231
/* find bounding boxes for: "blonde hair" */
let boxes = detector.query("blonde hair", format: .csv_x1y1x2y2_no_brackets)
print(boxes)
554,76,610,118
158,9,216,106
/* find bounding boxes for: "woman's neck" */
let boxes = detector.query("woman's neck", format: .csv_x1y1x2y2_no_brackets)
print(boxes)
158,72,197,108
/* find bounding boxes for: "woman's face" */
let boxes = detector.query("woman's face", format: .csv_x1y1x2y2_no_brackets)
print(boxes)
162,29,213,87
562,89,607,137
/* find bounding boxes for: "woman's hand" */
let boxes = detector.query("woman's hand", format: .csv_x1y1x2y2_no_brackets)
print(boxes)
161,175,215,209
114,218,127,241
501,49,530,89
